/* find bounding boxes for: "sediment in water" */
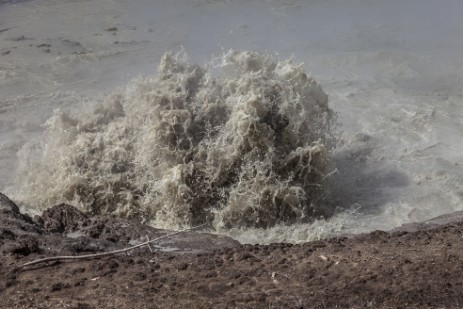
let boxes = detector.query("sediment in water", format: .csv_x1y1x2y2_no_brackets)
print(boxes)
15,50,336,230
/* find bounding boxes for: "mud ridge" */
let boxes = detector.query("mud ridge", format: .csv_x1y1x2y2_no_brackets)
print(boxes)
2,192,463,308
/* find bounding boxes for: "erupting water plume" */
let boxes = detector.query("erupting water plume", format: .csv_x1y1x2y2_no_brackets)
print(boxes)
15,50,336,230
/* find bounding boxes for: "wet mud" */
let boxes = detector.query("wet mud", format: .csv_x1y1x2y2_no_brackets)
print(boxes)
2,192,463,308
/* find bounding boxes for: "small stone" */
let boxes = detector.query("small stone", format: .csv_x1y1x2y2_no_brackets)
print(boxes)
0,193,19,213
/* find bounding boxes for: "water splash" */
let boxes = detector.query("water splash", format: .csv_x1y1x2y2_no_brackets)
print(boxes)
15,50,336,230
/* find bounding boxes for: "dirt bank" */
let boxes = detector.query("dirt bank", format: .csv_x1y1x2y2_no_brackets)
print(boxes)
1,192,463,308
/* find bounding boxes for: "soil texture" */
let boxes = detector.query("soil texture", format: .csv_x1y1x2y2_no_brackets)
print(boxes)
1,192,463,308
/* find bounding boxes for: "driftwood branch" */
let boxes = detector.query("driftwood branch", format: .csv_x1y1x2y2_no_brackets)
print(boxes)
20,224,206,268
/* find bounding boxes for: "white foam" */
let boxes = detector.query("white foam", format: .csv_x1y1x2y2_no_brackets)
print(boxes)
15,50,336,231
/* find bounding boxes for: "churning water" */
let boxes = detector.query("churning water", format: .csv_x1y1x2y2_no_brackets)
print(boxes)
1,0,462,243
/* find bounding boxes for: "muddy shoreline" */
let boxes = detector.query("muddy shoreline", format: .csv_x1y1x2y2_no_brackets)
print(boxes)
2,192,463,308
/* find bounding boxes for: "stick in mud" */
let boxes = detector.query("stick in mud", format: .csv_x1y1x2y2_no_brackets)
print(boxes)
20,224,206,268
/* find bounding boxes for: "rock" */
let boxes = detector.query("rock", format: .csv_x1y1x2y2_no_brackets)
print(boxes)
41,204,90,233
391,211,463,233
0,193,19,213
0,193,43,257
